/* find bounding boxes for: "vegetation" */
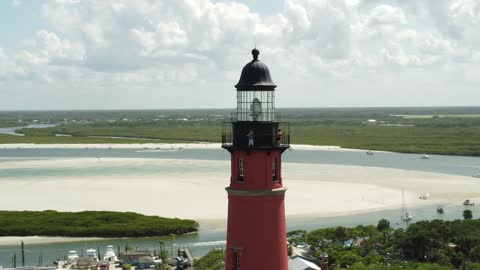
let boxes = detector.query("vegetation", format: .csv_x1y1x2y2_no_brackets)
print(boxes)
0,210,198,237
196,218,480,269
194,249,225,270
301,218,480,269
3,107,480,155
464,209,473,220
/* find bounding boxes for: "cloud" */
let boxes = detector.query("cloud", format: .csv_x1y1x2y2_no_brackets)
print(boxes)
1,0,480,109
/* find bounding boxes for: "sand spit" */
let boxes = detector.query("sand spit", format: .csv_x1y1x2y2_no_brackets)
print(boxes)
0,143,368,152
1,158,478,219
1,158,480,245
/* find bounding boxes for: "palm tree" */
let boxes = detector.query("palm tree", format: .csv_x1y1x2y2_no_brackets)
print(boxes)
377,219,391,243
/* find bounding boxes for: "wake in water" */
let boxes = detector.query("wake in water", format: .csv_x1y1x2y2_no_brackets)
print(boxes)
135,149,179,153
191,240,227,247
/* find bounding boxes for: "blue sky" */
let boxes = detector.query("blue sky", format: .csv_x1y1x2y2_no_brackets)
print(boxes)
0,1,46,50
0,0,479,110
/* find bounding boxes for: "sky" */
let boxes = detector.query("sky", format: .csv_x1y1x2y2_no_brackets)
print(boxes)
0,0,479,110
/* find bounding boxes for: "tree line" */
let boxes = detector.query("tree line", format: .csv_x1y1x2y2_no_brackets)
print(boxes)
0,210,198,237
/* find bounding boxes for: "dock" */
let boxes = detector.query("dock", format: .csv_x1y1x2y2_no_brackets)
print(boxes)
178,248,194,267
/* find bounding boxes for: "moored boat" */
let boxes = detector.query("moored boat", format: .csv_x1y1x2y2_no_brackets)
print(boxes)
86,248,98,261
103,245,118,262
67,250,79,264
464,199,475,206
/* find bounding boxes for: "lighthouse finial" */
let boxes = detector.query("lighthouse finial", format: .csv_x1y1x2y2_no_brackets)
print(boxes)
252,47,259,60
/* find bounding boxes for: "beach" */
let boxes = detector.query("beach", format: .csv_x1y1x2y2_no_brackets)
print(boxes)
1,144,480,246
0,143,365,152
1,157,478,220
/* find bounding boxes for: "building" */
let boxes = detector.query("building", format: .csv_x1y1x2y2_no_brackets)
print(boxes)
288,257,321,270
222,48,291,270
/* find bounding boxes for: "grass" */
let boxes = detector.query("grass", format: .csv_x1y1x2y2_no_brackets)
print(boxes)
2,123,480,156
2,107,480,156
394,114,480,119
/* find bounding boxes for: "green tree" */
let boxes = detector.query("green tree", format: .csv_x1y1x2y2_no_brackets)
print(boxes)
194,249,225,270
337,251,361,268
471,246,480,262
377,219,390,243
463,209,473,219
287,229,307,244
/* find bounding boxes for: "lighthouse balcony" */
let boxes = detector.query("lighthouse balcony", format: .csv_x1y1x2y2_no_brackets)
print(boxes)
221,121,290,151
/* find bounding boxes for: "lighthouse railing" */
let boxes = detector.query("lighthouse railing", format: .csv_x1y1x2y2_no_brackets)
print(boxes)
221,121,290,150
230,111,281,122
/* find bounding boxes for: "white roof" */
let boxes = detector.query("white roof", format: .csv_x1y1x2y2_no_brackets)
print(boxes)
288,257,321,270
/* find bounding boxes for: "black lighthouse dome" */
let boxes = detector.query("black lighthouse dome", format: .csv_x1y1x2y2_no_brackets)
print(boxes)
235,48,277,91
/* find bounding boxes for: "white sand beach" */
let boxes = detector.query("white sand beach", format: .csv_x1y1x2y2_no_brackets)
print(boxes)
1,158,479,222
1,156,480,245
0,143,367,152
0,236,105,246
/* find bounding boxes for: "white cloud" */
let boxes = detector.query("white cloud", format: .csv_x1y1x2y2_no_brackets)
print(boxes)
1,0,480,109
11,0,21,6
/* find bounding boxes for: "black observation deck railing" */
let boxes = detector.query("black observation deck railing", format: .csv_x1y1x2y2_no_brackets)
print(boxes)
230,111,280,122
221,121,290,151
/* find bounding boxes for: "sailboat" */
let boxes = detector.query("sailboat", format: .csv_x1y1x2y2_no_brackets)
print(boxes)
401,188,413,222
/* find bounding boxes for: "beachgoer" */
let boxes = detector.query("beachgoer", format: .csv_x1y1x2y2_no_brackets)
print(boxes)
246,130,254,147
276,129,282,146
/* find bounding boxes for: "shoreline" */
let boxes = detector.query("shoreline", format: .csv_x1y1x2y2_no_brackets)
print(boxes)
1,156,479,246
0,159,478,218
0,143,375,153
1,198,478,247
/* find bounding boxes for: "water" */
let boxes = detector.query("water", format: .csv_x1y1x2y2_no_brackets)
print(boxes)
0,124,57,136
0,147,479,265
0,148,479,177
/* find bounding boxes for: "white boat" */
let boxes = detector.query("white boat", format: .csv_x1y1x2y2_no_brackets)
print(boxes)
419,193,430,200
464,199,475,206
67,250,79,264
86,248,98,261
401,188,413,222
103,245,118,262
366,150,374,155
421,155,430,159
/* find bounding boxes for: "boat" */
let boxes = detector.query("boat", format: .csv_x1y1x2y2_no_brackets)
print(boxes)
464,199,475,206
67,250,79,264
103,245,118,262
436,207,444,214
366,150,374,155
419,193,430,200
86,248,98,261
421,155,430,159
401,188,413,222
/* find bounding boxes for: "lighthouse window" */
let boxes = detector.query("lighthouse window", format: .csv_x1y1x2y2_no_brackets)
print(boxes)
234,252,241,270
238,159,244,182
272,158,278,181
236,90,275,121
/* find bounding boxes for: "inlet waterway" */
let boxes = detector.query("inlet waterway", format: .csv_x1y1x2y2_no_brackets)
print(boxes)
0,147,479,265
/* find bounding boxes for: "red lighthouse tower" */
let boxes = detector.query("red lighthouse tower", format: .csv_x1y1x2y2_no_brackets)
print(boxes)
222,48,290,270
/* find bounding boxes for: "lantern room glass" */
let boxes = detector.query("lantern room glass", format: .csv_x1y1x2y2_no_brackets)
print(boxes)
236,90,275,121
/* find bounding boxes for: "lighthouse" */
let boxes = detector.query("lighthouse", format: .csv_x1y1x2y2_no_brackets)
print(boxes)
221,48,290,270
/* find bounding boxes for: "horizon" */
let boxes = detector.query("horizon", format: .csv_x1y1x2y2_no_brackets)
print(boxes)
2,105,480,113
